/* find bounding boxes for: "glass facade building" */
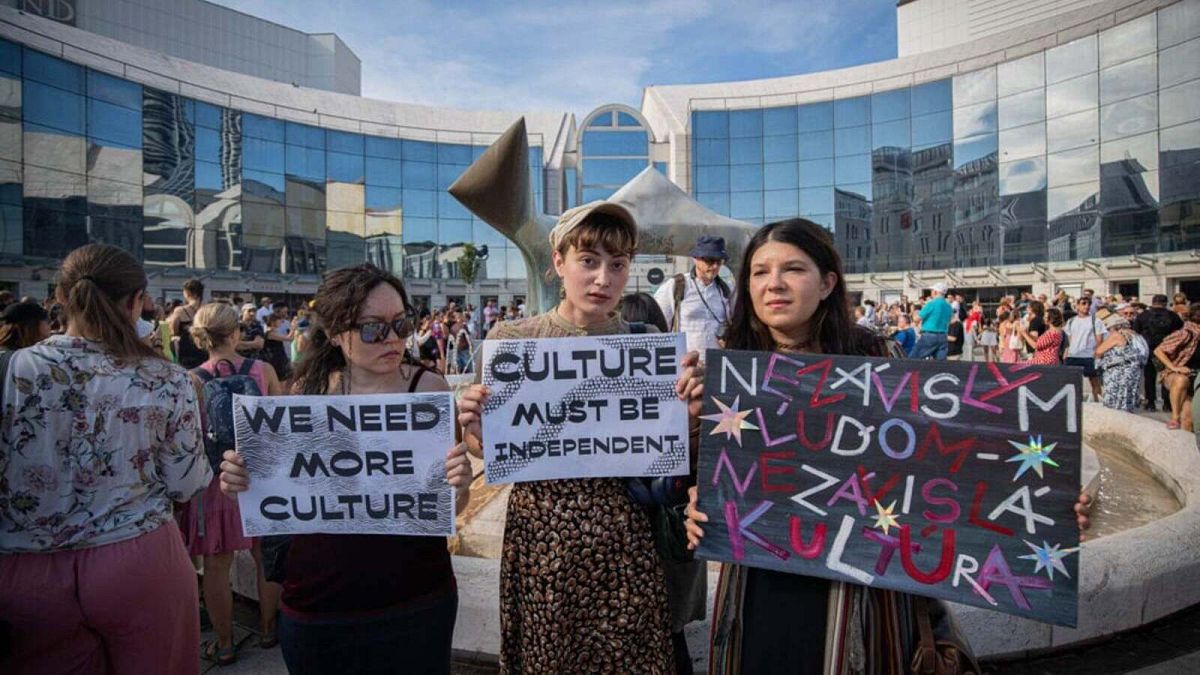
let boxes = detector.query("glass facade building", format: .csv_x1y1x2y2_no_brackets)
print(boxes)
0,38,543,285
689,3,1200,275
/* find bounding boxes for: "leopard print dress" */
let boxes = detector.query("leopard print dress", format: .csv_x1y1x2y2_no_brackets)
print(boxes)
488,311,674,675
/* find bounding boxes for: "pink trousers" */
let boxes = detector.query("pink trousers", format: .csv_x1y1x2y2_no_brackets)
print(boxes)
0,520,200,675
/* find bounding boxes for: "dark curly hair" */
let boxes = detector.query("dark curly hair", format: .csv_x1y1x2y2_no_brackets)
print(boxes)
292,264,420,395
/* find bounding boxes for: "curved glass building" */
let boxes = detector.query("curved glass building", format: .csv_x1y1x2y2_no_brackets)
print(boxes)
0,0,1198,305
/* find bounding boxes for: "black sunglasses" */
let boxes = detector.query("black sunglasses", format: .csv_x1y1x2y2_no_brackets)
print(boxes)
355,314,416,344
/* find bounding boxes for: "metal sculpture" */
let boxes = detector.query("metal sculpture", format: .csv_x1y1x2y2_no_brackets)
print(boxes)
449,117,758,313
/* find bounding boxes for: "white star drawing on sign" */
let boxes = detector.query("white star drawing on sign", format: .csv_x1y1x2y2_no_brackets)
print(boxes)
700,395,758,446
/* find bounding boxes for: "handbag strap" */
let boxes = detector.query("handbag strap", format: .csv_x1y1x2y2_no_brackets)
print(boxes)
912,595,938,675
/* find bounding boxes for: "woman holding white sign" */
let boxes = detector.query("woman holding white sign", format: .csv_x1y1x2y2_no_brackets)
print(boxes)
677,219,1092,674
459,202,675,674
218,264,473,675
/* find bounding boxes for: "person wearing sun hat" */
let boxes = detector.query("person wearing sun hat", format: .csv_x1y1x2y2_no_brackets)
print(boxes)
911,281,953,360
654,235,734,355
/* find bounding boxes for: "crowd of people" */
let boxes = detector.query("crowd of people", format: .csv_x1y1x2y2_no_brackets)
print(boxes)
0,199,1152,674
852,287,1200,426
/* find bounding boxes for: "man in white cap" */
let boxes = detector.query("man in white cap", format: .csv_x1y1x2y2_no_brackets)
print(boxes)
911,282,953,360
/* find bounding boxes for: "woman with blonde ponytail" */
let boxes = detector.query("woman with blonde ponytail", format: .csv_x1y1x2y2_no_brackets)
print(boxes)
179,302,284,665
0,244,211,674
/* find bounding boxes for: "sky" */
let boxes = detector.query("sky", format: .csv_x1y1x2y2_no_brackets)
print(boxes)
211,1,898,116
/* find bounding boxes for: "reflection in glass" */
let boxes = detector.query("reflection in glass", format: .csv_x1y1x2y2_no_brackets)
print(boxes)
911,79,952,116
998,52,1045,98
999,89,1044,130
1100,94,1157,141
835,182,872,273
954,134,997,168
870,146,912,273
1046,35,1097,84
910,142,954,270
1047,182,1100,261
581,130,649,156
729,109,763,138
23,50,81,92
1099,13,1156,69
798,158,832,187
1046,109,1098,153
1159,0,1200,48
1159,79,1200,128
1100,54,1156,105
1048,146,1099,187
729,136,763,164
1046,73,1097,119
872,88,910,123
23,80,83,135
768,159,796,189
912,111,952,147
694,138,729,165
729,164,762,192
694,165,729,192
834,126,870,156
999,158,1047,194
693,111,728,139
798,102,833,131
798,130,833,158
872,119,909,149
764,189,799,218
1102,131,1158,170
834,154,870,185
1159,119,1200,252
953,68,996,107
834,97,869,128
953,100,998,138
763,106,798,136
799,186,834,214
730,191,763,220
1158,38,1200,89
999,122,1046,162
764,135,797,162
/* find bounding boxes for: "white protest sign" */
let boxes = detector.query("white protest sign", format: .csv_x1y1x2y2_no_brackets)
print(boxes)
480,332,689,483
233,392,456,537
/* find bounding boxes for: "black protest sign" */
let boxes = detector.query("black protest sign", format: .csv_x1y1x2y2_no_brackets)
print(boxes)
695,350,1082,627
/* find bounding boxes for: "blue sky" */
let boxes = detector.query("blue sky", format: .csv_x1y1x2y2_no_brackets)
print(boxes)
212,1,898,116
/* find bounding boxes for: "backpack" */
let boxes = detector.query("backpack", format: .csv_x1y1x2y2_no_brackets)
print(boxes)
174,307,208,368
1145,308,1181,347
671,272,731,332
192,359,262,471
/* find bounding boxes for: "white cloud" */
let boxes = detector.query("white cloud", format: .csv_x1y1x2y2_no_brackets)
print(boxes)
211,0,894,116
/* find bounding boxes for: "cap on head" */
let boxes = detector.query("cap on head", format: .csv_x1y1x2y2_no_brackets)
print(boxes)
689,235,728,261
548,200,637,254
930,282,948,295
241,303,256,314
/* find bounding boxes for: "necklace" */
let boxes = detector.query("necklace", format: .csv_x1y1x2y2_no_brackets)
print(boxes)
775,338,813,352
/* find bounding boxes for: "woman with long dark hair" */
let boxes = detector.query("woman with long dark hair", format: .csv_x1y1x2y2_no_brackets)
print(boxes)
218,264,473,674
0,244,210,673
0,301,52,350
676,220,1091,674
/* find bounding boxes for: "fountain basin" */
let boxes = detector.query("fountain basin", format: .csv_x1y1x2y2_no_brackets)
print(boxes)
952,403,1200,659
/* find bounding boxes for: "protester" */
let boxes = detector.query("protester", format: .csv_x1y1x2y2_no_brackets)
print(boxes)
0,244,210,673
1095,311,1149,412
219,264,472,674
262,302,293,380
290,308,312,362
459,202,674,673
999,310,1022,363
963,300,983,361
1064,297,1107,401
255,296,273,327
1134,294,1183,411
1153,303,1200,431
180,302,284,665
0,301,52,350
1024,300,1047,358
910,282,952,359
619,291,706,674
947,311,964,360
654,235,733,355
0,288,13,311
892,313,916,356
171,279,209,368
979,317,998,362
675,219,1091,674
448,319,473,374
1020,306,1065,365
237,302,267,361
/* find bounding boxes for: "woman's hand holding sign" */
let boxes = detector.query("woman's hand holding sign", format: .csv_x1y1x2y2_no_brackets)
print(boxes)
675,351,705,418
447,442,473,514
458,384,490,459
219,449,248,499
